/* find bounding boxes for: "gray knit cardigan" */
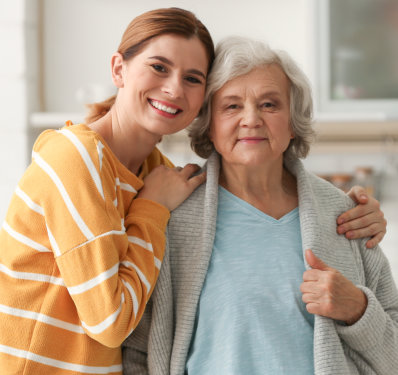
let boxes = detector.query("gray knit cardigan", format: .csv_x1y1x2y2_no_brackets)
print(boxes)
123,152,398,375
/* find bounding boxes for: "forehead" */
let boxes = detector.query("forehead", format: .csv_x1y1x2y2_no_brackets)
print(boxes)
136,34,209,70
214,64,290,99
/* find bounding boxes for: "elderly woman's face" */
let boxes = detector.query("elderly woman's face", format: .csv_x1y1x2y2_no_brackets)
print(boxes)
209,64,293,168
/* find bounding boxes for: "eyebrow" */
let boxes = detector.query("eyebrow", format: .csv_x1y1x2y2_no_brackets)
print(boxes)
219,91,283,101
148,56,206,79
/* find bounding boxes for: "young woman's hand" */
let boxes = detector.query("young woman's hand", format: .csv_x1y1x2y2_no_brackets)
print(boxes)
138,164,206,211
337,185,387,248
301,249,367,325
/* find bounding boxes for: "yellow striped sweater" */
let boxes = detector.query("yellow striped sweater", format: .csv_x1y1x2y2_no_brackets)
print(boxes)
0,123,173,374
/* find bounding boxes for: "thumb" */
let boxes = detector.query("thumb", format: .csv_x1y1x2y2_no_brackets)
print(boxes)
305,249,331,271
347,185,368,205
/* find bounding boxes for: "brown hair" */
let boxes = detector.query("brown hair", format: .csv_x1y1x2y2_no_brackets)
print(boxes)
85,7,215,123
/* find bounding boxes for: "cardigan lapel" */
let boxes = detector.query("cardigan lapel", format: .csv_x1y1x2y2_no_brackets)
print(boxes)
169,152,220,375
289,158,356,374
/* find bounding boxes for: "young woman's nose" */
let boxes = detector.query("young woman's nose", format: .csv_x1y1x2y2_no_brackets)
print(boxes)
162,74,184,99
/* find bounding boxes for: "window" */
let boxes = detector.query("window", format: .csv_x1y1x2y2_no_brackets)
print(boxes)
317,0,398,119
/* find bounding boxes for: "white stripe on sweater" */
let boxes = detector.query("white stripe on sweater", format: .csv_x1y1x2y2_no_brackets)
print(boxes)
116,178,137,194
0,263,64,285
97,140,105,172
0,304,84,334
0,344,122,374
15,186,44,215
3,222,51,253
58,129,104,200
46,224,61,257
121,261,151,295
81,293,125,335
67,263,119,296
128,236,161,269
14,186,61,256
32,151,94,240
121,279,139,319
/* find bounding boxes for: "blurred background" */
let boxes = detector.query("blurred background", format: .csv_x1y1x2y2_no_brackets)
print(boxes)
1,0,398,282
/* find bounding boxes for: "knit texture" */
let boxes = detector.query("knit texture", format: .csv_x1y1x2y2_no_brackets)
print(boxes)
123,152,398,375
0,123,172,374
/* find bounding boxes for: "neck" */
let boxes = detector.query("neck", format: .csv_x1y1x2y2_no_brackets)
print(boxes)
220,158,298,219
88,106,161,174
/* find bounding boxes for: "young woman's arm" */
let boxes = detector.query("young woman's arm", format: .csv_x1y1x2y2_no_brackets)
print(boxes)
339,186,387,248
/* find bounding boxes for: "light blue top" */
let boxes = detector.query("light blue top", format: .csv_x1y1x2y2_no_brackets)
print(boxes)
185,187,314,375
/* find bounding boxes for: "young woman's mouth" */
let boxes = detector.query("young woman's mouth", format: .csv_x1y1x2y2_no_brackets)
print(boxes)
148,99,183,117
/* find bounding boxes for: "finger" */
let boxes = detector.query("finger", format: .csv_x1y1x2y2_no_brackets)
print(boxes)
302,292,321,304
305,249,331,271
366,231,385,248
337,212,383,234
302,269,323,282
346,185,368,205
305,302,320,315
174,166,183,171
344,223,384,240
300,281,320,293
337,205,371,225
180,163,201,178
186,171,206,189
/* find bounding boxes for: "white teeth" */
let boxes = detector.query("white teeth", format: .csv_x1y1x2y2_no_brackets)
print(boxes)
150,100,178,114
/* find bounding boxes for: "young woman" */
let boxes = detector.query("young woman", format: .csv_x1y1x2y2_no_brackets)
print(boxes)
0,8,214,375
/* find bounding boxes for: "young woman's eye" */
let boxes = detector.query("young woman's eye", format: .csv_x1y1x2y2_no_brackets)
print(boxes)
151,64,166,73
185,76,202,84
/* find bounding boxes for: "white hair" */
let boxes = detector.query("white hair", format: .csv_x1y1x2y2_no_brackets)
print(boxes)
189,36,315,160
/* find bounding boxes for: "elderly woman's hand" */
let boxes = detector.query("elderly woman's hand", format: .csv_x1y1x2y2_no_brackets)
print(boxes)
301,249,368,325
337,185,387,248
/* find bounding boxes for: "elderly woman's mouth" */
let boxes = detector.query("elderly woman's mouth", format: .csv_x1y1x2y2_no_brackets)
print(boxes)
238,137,267,143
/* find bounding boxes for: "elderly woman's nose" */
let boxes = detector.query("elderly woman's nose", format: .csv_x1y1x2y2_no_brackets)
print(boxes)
240,106,262,127
162,75,184,98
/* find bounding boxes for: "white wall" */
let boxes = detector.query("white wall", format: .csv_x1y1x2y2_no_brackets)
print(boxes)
42,0,316,113
0,0,40,221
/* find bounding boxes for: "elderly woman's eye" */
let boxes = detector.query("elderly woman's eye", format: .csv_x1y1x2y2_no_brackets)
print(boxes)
226,104,239,109
262,102,275,108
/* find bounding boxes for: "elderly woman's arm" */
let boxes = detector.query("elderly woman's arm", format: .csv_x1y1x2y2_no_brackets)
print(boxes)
301,248,398,374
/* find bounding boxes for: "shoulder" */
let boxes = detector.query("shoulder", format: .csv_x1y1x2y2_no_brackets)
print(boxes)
33,124,102,164
287,158,355,213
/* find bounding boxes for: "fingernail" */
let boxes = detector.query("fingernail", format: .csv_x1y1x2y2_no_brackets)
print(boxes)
346,231,354,239
337,217,344,224
360,194,367,200
337,226,345,234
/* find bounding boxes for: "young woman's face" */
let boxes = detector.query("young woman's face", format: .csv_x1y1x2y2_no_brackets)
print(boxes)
115,34,208,137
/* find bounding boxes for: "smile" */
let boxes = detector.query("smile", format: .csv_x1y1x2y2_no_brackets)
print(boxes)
238,137,267,143
148,99,182,115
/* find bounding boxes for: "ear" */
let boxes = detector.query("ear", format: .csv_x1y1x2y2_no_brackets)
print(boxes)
111,52,125,88
289,121,295,139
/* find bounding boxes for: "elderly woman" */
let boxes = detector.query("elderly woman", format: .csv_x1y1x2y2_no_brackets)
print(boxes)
123,37,398,374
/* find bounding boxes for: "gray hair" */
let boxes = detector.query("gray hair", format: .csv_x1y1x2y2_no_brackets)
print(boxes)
189,36,315,160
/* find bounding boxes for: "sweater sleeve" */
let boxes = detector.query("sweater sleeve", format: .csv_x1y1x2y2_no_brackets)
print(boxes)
335,244,398,374
29,128,170,348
